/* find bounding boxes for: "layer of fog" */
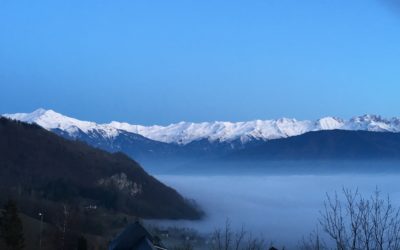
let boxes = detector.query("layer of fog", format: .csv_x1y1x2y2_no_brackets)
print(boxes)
150,174,400,249
145,160,400,175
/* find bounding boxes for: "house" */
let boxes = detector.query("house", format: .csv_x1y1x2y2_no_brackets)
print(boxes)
109,221,167,250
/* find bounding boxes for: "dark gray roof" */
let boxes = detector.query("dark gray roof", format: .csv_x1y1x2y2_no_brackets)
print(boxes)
135,238,156,250
109,221,166,250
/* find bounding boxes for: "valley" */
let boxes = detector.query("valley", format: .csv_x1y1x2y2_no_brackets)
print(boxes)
150,172,400,249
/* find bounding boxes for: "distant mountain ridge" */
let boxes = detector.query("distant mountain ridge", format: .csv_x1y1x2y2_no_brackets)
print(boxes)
229,129,400,161
4,109,400,171
4,109,400,145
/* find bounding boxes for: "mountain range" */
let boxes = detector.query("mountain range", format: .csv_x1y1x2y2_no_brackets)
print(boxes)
3,109,400,171
5,109,400,144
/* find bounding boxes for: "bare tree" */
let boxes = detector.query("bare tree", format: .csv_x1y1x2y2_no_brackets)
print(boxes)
234,226,246,250
299,226,326,250
242,233,265,250
211,219,233,250
211,219,267,250
52,204,71,250
303,188,400,250
320,190,347,249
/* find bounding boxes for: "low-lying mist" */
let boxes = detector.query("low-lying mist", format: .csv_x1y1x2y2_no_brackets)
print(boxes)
148,168,400,249
144,160,400,175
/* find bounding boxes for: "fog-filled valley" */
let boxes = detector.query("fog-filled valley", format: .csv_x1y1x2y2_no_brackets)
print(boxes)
4,115,400,249
143,160,400,175
145,161,400,249
2,1,400,249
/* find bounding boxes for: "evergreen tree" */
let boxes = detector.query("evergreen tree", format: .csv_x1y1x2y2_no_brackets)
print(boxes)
0,200,24,250
77,235,87,250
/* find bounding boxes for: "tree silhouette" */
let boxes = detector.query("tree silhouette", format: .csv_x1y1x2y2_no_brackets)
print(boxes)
77,235,87,250
0,199,24,250
301,188,400,250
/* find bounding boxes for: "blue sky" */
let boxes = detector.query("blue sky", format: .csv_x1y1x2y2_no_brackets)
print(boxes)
0,0,399,125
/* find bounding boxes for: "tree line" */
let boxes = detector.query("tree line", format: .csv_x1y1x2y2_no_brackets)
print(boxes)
0,199,88,250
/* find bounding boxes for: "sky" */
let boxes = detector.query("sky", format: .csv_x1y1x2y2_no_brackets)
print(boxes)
0,0,399,125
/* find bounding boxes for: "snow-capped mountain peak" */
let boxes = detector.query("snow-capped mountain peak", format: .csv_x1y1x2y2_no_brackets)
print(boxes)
3,109,400,145
3,108,117,138
315,117,344,130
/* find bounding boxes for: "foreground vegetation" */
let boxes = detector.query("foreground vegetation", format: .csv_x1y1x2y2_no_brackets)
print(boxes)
2,187,400,249
301,188,400,250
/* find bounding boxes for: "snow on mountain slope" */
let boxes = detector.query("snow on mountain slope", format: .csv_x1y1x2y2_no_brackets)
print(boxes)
109,119,315,144
3,109,400,144
4,108,120,139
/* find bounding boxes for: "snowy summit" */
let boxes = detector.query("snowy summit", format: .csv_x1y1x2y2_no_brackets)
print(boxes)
3,109,400,145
